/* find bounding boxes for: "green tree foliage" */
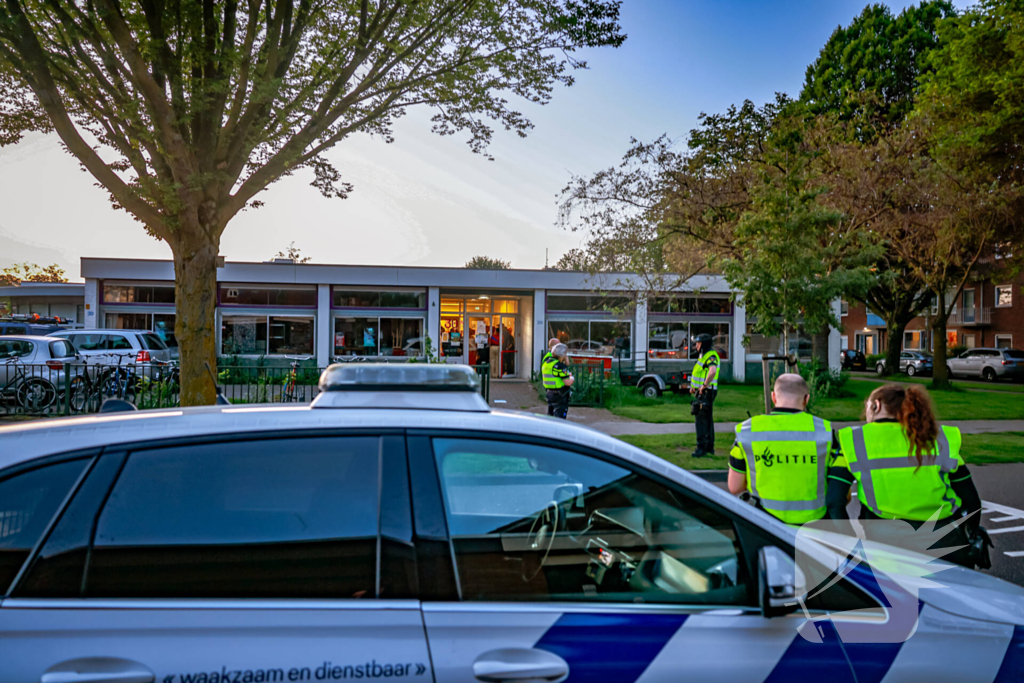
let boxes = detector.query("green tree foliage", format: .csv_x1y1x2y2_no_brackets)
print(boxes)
801,1,955,124
919,0,1024,204
464,255,511,270
0,0,624,404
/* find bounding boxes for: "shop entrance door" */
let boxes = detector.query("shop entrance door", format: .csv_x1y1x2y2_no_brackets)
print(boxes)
467,315,492,367
498,315,517,378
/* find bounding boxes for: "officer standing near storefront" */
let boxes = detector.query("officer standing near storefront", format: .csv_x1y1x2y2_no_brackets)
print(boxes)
542,343,574,419
727,374,834,525
690,333,720,457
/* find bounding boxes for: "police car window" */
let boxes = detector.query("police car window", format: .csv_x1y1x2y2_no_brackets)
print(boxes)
0,459,88,594
434,438,748,606
85,437,380,598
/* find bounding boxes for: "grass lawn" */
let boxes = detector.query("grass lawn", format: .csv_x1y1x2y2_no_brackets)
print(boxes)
852,372,1024,393
606,379,1024,423
619,432,1024,470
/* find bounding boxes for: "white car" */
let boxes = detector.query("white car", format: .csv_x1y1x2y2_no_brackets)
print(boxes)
0,364,1021,683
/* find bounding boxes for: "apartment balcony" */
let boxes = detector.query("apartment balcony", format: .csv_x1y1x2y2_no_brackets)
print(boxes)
948,307,992,326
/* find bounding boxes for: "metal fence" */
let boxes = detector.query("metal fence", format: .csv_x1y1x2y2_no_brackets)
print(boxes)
531,360,606,407
1,361,494,417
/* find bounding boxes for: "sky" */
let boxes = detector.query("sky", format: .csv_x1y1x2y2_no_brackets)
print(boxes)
0,0,970,280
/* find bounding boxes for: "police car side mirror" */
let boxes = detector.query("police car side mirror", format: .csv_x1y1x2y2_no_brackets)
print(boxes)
758,546,804,618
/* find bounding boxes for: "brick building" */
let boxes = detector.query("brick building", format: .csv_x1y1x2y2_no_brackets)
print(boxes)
842,272,1023,355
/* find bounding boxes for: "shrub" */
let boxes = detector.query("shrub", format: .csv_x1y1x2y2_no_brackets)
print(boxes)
948,345,968,358
799,359,853,400
865,353,885,367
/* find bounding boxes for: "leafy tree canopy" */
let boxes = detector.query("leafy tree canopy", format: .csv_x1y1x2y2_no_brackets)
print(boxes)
464,255,511,270
0,0,625,404
0,262,68,287
801,1,955,124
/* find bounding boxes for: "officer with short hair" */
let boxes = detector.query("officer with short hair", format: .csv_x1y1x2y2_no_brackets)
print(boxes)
541,338,560,366
542,343,574,419
728,373,834,526
690,333,720,457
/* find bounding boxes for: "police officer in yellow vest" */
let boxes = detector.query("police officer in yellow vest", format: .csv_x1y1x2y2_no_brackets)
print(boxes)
728,374,834,525
542,343,574,419
828,384,982,567
690,334,720,457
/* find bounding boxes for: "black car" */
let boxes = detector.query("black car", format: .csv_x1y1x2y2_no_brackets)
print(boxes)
840,348,866,371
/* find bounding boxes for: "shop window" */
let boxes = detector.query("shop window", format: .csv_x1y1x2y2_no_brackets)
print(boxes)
440,298,464,314
103,312,177,349
268,317,314,355
105,312,150,330
466,298,491,314
221,316,269,355
995,285,1013,308
546,294,632,313
103,284,175,304
493,299,519,314
647,296,730,314
689,323,729,360
221,285,316,307
549,321,630,358
648,322,688,358
333,290,425,309
379,318,424,357
334,317,424,357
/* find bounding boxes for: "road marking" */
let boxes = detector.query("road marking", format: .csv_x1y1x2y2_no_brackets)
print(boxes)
1005,551,1024,558
990,515,1021,523
989,525,1024,535
982,501,1024,518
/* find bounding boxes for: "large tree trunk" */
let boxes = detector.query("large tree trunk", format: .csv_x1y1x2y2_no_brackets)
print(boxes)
173,229,220,406
811,330,829,366
883,318,908,377
931,314,952,389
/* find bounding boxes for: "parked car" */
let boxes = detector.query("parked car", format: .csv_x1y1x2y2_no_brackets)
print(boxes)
0,335,80,409
875,351,933,377
840,348,866,371
947,347,1024,382
48,329,173,377
0,363,1022,682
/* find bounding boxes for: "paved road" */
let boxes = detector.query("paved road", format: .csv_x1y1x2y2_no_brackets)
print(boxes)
590,419,1024,436
696,463,1024,588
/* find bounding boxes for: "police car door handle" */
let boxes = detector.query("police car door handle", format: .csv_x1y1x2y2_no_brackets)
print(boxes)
42,658,155,683
472,648,569,682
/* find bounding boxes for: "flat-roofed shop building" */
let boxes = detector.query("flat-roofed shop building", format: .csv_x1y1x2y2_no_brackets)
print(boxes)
63,257,842,381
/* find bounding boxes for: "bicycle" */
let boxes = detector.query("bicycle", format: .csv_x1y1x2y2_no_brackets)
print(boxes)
281,356,313,402
1,358,57,412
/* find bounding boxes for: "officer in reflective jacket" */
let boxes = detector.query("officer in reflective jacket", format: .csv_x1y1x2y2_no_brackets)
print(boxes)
728,374,834,525
828,383,982,567
690,333,720,457
542,343,574,419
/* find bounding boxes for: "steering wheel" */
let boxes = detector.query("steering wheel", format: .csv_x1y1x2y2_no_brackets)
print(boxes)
521,501,561,583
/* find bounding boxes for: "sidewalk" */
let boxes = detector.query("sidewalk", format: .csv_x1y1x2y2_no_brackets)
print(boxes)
587,418,1024,436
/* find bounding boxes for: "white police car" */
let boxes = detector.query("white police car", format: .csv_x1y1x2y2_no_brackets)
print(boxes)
0,365,1021,683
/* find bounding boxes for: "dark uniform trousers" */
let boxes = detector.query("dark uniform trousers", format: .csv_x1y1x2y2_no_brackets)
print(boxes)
695,389,717,454
546,389,570,419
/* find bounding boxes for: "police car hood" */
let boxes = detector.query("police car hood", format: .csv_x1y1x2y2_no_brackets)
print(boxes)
799,527,1024,626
